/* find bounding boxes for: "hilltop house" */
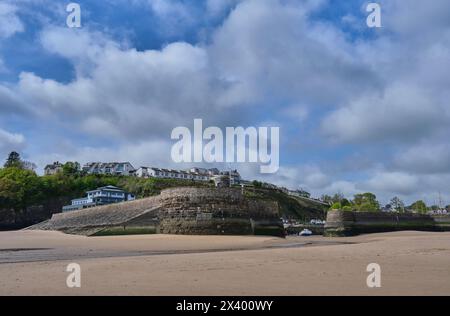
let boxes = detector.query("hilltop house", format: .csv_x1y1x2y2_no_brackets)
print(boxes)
82,162,135,176
62,185,135,212
44,162,63,175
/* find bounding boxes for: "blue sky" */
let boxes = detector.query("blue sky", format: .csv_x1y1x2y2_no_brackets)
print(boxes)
1,0,450,206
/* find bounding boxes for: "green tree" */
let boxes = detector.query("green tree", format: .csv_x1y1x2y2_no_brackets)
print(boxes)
321,194,333,204
322,193,348,205
62,162,80,176
390,196,405,213
0,167,43,222
252,180,262,188
332,193,345,203
4,151,22,168
341,198,351,207
330,202,342,210
353,192,380,212
410,200,427,214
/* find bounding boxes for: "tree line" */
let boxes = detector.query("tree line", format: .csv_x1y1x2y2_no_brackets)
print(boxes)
322,192,443,214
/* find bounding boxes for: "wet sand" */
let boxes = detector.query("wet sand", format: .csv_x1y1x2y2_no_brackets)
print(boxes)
0,230,449,295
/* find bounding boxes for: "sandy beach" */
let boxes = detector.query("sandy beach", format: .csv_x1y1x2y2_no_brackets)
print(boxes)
0,230,449,296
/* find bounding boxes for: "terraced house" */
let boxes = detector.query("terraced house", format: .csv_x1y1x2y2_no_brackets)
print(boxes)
135,167,241,185
82,162,135,176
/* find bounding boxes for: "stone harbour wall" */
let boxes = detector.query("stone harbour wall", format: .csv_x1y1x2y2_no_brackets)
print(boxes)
324,210,450,237
29,187,284,237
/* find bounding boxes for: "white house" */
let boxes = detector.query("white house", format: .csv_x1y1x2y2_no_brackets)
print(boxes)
135,166,239,183
44,161,63,175
62,185,135,212
82,162,135,176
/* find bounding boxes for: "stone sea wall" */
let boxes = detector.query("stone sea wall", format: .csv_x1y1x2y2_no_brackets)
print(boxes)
29,187,284,237
324,210,450,236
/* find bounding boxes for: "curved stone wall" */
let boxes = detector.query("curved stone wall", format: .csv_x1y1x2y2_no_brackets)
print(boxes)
29,187,284,237
156,188,280,235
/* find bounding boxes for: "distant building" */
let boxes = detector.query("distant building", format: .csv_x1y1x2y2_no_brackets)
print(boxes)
382,204,395,213
219,170,241,185
212,175,231,188
62,185,135,212
189,167,220,176
288,189,311,199
22,161,37,172
428,209,448,215
82,162,135,176
135,167,211,181
44,162,63,175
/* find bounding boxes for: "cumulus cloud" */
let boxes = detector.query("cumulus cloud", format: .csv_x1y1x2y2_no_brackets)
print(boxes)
321,0,450,146
0,128,25,159
145,0,200,36
2,0,450,204
0,84,29,115
20,31,224,139
394,143,450,174
0,3,24,38
206,0,242,18
364,171,419,196
380,0,450,41
321,83,447,143
209,0,378,108
12,0,378,144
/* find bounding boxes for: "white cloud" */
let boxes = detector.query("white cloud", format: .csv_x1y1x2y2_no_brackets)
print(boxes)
145,0,199,36
15,0,378,145
0,3,24,39
0,84,29,115
40,27,120,76
0,58,6,73
321,83,447,143
206,0,241,18
394,143,450,174
282,105,309,122
0,128,26,159
19,32,223,140
209,0,377,108
364,172,419,196
380,0,450,41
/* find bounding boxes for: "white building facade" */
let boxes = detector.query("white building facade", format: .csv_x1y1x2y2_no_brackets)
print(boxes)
135,167,241,184
82,162,135,176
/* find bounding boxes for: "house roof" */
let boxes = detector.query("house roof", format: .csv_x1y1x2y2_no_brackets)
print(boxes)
86,185,125,193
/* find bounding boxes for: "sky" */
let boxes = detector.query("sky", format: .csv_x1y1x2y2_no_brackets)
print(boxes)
0,0,450,206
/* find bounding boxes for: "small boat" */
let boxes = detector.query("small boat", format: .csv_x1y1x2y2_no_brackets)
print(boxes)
299,229,313,236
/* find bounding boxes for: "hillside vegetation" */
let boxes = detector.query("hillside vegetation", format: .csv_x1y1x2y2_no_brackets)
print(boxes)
244,187,327,221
